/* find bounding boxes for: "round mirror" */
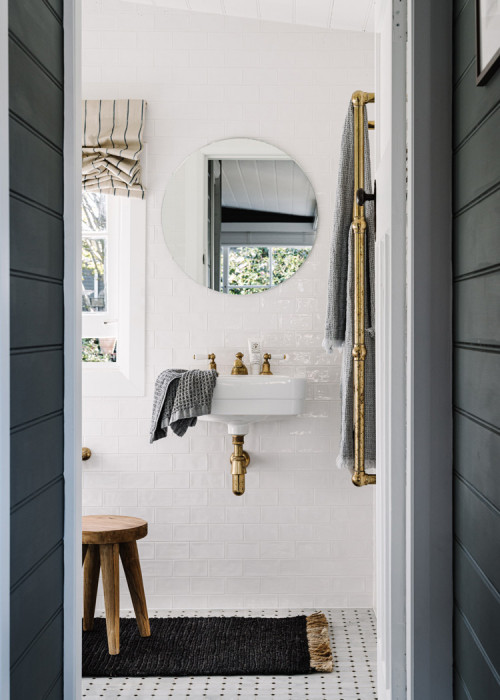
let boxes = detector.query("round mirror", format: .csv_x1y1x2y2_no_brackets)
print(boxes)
162,138,318,295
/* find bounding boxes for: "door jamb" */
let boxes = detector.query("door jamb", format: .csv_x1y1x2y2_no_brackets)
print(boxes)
63,0,83,697
407,0,453,697
0,0,10,695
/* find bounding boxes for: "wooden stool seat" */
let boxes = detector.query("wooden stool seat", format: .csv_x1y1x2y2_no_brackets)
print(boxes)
82,514,148,545
82,515,150,655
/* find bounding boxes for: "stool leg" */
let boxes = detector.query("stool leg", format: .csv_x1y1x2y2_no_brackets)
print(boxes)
82,544,88,566
100,543,120,655
83,544,100,631
120,541,151,637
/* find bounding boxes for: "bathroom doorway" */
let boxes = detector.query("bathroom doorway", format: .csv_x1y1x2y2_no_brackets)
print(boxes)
57,1,453,699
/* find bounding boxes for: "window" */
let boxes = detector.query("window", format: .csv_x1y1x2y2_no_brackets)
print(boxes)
82,192,117,362
81,191,146,396
221,245,311,294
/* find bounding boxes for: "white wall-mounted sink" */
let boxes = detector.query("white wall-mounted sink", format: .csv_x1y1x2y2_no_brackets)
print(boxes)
199,375,306,435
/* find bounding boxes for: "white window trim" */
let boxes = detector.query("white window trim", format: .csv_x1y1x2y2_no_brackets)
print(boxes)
82,196,146,397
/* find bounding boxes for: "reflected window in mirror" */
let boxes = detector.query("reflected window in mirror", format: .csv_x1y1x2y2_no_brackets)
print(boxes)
162,138,318,295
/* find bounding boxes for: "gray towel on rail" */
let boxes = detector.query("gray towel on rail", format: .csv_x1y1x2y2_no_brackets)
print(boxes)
150,369,217,441
323,102,375,471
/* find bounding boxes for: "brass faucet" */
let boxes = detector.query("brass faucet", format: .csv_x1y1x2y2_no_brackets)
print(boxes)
231,352,248,375
260,353,286,375
193,353,218,375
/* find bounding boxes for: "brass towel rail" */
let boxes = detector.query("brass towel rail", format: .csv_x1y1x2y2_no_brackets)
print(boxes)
351,90,376,487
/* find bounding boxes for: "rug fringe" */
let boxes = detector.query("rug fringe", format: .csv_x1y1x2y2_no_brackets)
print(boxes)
306,612,333,673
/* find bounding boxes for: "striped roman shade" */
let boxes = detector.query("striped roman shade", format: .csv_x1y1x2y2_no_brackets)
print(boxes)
82,99,146,198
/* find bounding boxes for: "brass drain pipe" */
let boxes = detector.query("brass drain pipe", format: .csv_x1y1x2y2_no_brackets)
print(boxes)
230,435,250,496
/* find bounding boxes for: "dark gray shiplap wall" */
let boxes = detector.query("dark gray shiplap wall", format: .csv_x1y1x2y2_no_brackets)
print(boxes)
9,0,65,697
453,1,500,698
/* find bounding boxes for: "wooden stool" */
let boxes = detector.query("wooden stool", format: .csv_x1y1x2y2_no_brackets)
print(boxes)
82,515,151,655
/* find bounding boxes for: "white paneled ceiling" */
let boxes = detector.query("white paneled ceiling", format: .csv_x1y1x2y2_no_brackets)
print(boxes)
119,0,375,32
221,160,316,217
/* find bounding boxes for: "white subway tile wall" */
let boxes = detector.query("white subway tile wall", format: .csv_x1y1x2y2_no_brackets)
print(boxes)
82,0,375,610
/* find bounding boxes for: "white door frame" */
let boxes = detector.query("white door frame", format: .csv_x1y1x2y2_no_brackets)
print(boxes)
59,2,454,698
374,0,408,697
406,0,454,698
0,0,11,696
63,0,83,697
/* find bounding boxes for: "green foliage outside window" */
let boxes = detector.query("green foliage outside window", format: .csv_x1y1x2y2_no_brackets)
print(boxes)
224,245,311,294
272,247,310,285
82,338,116,363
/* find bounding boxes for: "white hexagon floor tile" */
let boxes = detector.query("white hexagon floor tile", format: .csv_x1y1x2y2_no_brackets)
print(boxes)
82,608,377,699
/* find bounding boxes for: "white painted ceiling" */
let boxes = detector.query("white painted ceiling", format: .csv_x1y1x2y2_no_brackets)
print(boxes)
221,160,316,217
120,0,375,32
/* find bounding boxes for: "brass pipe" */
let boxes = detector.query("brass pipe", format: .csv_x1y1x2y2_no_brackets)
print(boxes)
230,435,250,495
351,90,376,487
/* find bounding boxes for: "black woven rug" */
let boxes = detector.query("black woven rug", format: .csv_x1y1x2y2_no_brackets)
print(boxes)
82,613,333,677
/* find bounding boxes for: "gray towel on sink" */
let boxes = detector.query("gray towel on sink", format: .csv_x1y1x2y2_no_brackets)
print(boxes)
150,369,217,442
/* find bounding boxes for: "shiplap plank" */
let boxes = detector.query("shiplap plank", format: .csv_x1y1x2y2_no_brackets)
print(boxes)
10,276,63,350
454,608,500,700
454,411,500,512
10,480,64,588
453,476,500,594
454,347,500,429
10,544,63,666
9,118,63,215
45,674,63,699
10,611,63,700
453,187,500,277
453,65,500,148
10,414,63,508
453,106,500,212
9,39,63,148
8,0,63,84
453,671,472,700
10,197,63,279
453,270,500,346
453,0,474,85
10,350,63,429
453,0,469,20
454,542,500,675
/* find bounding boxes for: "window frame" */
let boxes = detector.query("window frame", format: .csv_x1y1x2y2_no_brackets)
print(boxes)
81,193,118,336
82,195,146,397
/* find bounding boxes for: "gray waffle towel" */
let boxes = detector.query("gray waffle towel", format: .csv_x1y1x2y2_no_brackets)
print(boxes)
323,102,375,471
150,369,217,442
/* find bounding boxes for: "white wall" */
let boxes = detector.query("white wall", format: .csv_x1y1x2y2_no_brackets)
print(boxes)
82,0,375,610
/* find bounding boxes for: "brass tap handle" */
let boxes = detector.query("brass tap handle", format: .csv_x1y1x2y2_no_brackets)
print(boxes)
193,353,218,375
231,352,248,375
260,353,286,375
82,447,92,461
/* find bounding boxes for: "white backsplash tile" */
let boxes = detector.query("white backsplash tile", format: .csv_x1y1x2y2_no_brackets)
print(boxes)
82,2,374,609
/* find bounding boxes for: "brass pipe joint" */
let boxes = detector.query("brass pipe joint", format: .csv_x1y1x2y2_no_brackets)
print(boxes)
352,471,376,487
230,435,250,496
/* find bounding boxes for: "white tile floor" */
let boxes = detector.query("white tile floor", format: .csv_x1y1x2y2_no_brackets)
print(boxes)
82,608,377,699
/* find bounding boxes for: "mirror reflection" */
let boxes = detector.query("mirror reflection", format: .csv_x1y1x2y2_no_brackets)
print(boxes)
162,138,318,294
